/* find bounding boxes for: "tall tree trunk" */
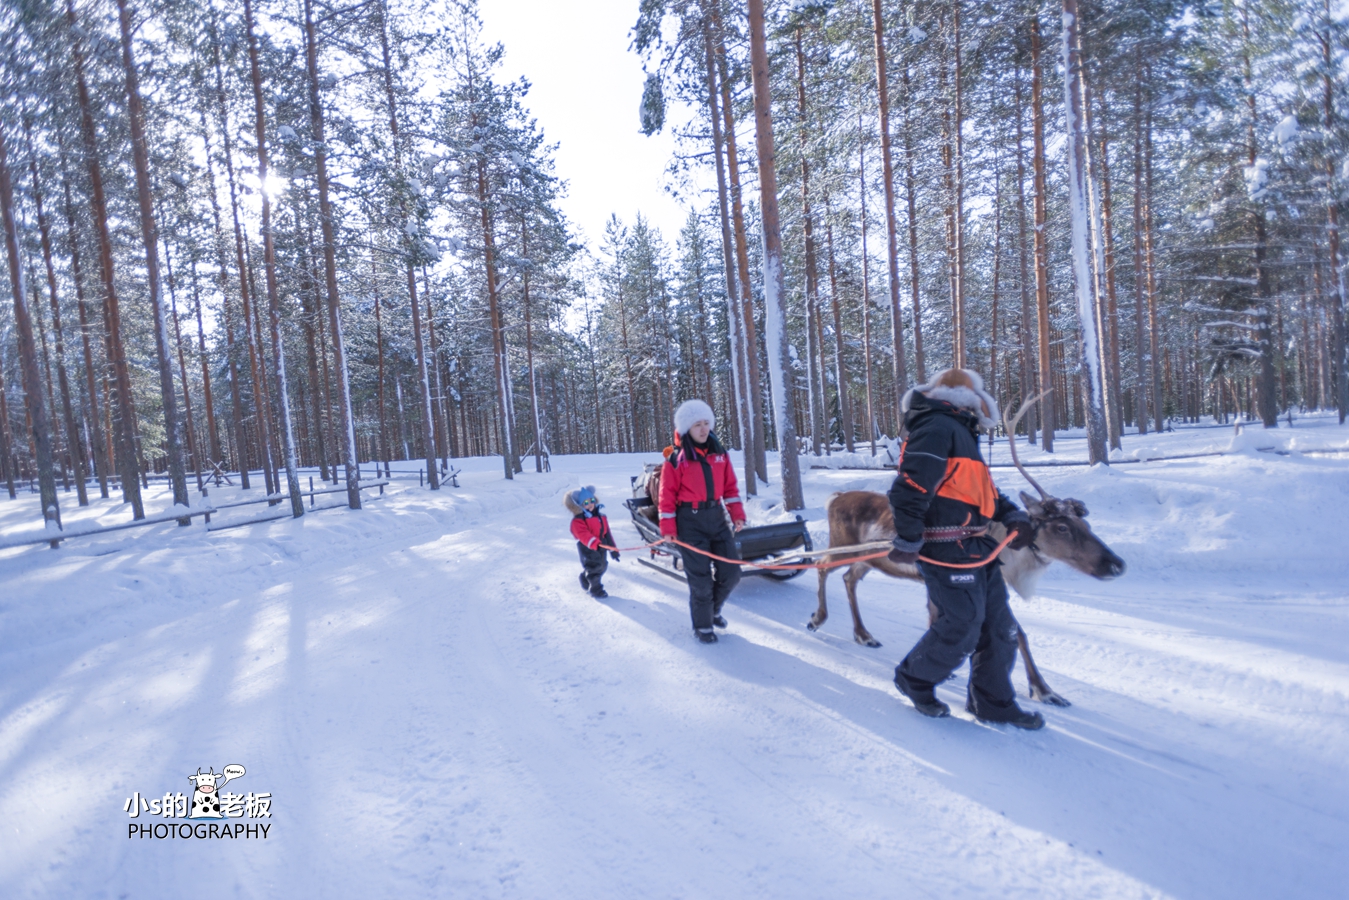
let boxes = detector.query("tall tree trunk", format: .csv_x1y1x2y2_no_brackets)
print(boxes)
712,5,768,481
188,257,221,467
116,0,190,519
425,267,452,467
700,6,756,491
197,86,249,488
23,119,87,505
1321,0,1348,421
952,0,967,367
1014,69,1038,443
162,235,202,490
871,0,910,404
0,121,60,530
900,65,925,385
1031,15,1055,452
378,0,438,487
243,0,304,515
1239,6,1278,428
1144,102,1164,432
1061,0,1109,464
795,27,825,455
825,216,854,451
303,0,361,506
373,252,387,463
859,116,877,453
747,0,803,509
56,138,108,495
67,0,142,516
1096,103,1124,445
1132,61,1149,434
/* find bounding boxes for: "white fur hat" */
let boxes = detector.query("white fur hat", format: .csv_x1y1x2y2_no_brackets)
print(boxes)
901,368,1000,432
674,399,716,436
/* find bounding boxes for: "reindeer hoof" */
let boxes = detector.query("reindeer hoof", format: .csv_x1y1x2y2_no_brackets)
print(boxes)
1032,689,1072,707
855,635,882,648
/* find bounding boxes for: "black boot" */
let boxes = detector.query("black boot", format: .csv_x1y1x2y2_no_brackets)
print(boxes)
578,572,590,592
894,672,950,718
589,582,608,599
695,628,718,644
712,615,728,629
966,692,1045,730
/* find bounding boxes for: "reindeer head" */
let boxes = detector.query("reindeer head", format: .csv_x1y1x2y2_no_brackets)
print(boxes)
1018,491,1126,580
1004,393,1126,581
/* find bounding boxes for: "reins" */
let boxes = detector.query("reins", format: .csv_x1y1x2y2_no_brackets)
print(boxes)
597,532,1017,573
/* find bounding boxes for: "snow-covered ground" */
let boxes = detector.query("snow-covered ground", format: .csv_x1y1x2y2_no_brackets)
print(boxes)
1,415,1347,899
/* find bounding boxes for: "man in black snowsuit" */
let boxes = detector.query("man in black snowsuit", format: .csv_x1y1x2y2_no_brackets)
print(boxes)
886,368,1044,730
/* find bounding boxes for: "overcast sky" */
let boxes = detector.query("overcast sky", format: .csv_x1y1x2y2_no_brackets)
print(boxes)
477,0,694,254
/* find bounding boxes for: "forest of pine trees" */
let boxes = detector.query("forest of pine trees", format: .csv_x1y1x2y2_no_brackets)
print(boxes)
0,0,1345,523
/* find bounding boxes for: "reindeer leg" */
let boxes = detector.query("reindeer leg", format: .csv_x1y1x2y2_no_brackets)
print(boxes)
1017,623,1071,707
844,564,881,648
809,560,832,632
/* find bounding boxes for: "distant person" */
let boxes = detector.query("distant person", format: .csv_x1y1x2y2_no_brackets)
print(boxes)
659,400,745,644
886,369,1042,730
567,486,618,599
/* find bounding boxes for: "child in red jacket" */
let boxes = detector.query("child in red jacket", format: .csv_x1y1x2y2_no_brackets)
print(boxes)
566,486,618,598
659,399,746,643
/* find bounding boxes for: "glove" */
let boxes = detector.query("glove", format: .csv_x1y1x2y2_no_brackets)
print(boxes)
887,547,920,565
610,550,621,562
1005,519,1034,550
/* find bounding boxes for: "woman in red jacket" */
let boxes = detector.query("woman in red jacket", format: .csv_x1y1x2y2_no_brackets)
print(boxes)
658,399,746,643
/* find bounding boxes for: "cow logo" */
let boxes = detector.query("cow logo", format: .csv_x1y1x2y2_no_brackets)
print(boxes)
188,764,245,819
124,763,272,840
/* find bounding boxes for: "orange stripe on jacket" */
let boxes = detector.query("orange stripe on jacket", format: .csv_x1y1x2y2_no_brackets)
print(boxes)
935,458,997,518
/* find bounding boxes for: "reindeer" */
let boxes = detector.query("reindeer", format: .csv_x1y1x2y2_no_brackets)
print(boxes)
809,396,1125,706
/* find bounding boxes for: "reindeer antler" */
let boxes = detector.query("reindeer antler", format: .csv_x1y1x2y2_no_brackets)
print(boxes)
1003,390,1054,502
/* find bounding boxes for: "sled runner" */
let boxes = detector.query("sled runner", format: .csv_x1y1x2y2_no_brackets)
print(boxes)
625,468,812,581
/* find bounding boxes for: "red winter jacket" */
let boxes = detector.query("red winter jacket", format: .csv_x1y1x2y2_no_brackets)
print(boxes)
570,512,614,551
658,438,746,537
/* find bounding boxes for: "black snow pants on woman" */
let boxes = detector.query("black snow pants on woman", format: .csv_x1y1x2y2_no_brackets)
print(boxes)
676,504,742,631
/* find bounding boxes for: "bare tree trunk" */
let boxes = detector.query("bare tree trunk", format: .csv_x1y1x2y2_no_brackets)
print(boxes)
871,0,910,404
0,121,60,530
826,216,854,452
859,117,877,453
373,252,387,464
712,4,768,481
521,225,544,473
795,27,824,456
1321,0,1348,422
56,138,108,496
23,119,87,505
298,239,329,479
1132,61,1149,434
1239,6,1278,428
187,257,221,467
67,0,141,516
163,237,202,491
1144,102,1164,432
424,266,452,469
197,82,249,488
1014,69,1038,443
116,0,191,519
900,65,925,385
1096,104,1124,445
1031,15,1055,452
747,0,803,509
1061,0,1109,464
243,0,303,515
952,0,967,367
700,6,756,491
303,0,361,506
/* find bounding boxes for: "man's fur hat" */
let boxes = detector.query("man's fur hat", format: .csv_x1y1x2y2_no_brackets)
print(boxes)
901,368,1000,432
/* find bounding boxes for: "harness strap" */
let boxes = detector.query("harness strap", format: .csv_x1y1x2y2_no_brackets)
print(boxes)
921,524,989,542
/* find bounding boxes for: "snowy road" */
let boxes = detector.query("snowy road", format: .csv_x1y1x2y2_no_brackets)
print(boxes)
1,420,1347,898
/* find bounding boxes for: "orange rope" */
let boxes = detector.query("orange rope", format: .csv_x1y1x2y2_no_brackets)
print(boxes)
653,532,1018,572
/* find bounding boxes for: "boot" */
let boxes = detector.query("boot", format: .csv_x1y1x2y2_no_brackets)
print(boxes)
894,672,950,718
966,693,1045,730
712,615,728,629
589,581,608,599
695,628,718,644
578,572,590,592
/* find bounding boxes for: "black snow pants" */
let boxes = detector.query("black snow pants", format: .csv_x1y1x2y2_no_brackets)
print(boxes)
896,560,1020,719
577,542,608,590
675,504,742,631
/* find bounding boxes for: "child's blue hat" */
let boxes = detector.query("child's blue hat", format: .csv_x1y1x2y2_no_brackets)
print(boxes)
575,487,597,505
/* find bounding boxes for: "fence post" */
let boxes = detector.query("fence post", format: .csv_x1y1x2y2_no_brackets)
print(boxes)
309,476,315,508
419,468,423,487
